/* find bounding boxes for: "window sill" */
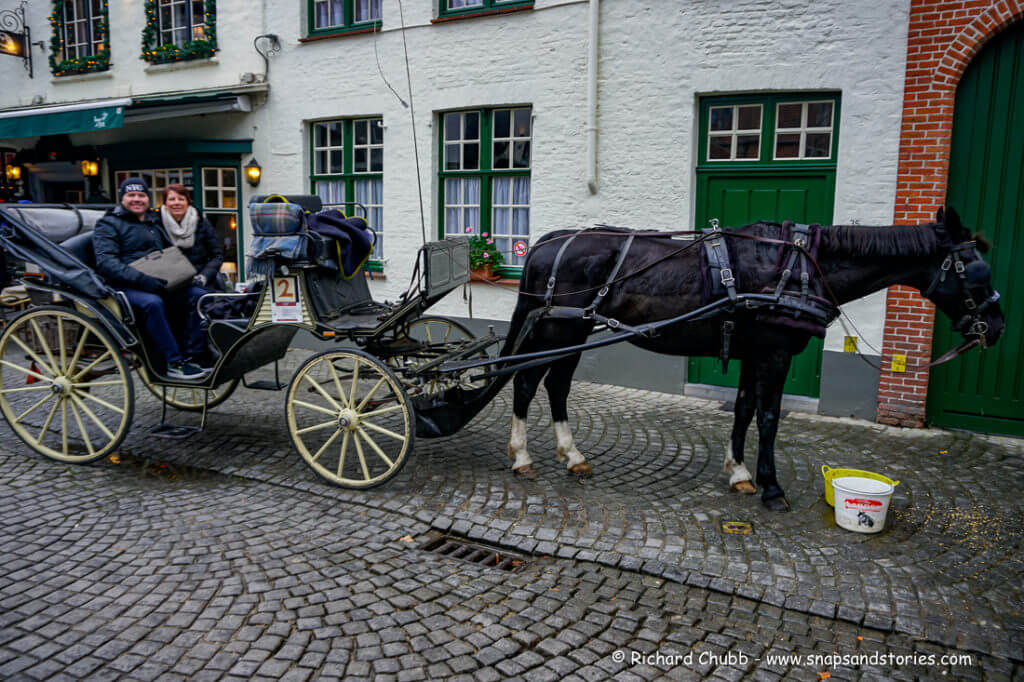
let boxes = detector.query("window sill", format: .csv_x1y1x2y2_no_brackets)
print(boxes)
300,25,381,43
144,56,219,74
51,70,113,85
471,278,519,287
433,3,533,23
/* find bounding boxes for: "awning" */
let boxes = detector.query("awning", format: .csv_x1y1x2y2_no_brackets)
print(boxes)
0,99,130,139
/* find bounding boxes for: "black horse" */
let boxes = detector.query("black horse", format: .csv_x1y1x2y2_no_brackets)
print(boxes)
500,208,1004,511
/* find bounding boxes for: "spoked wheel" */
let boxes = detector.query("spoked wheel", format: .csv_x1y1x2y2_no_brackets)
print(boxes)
0,306,134,463
385,316,492,398
286,349,415,489
141,374,239,412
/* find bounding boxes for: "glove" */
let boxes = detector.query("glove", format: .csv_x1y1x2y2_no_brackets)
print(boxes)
137,275,167,294
193,274,207,287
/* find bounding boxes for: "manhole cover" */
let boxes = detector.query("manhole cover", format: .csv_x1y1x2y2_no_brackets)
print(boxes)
420,535,528,572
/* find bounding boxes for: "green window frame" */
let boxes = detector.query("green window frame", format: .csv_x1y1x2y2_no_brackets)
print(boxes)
309,117,385,267
49,0,111,77
438,0,533,20
141,0,217,64
698,93,841,170
438,106,532,275
307,0,381,37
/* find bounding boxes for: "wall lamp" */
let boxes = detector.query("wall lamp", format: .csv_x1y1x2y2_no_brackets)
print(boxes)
244,158,262,186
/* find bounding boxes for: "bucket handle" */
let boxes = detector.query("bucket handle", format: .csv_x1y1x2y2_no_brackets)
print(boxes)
821,464,900,488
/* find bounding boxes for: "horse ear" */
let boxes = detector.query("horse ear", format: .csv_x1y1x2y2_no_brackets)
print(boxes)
936,207,945,224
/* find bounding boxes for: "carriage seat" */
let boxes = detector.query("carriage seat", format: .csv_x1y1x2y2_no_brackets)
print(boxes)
60,232,97,269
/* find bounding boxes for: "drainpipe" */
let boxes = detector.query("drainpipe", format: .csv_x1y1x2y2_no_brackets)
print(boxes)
586,0,599,194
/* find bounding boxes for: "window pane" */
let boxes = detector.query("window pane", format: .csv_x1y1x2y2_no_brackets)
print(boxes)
777,103,802,129
370,148,383,172
463,143,479,170
808,102,833,128
775,133,800,158
805,133,831,157
736,134,759,159
463,178,480,204
494,207,510,234
331,0,343,25
709,135,731,159
465,208,479,231
203,168,217,185
222,169,236,185
444,114,460,141
370,121,383,145
513,109,531,137
464,113,479,140
329,122,342,146
709,107,732,131
354,120,367,145
513,141,530,168
315,151,328,175
316,1,328,28
354,149,367,173
493,141,509,169
512,176,530,204
445,145,460,170
329,150,342,172
205,190,218,207
221,191,237,209
445,179,460,204
737,106,760,131
494,110,510,138
446,208,460,233
512,208,529,236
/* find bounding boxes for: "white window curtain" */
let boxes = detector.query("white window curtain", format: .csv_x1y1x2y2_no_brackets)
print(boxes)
354,0,382,22
355,179,383,259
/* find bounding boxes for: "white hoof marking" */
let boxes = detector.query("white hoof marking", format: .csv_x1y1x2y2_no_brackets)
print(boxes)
724,444,753,486
509,416,532,470
554,421,587,469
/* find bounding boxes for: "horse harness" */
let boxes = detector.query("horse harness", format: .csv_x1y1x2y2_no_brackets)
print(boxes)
922,239,1000,345
512,225,840,367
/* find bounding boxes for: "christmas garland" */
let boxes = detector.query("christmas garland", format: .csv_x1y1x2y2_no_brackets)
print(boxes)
49,0,111,77
141,0,217,64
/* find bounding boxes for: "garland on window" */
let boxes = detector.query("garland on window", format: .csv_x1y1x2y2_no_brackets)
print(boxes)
49,0,111,77
141,0,217,64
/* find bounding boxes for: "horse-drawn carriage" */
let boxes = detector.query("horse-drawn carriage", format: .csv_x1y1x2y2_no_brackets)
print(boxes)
0,196,503,489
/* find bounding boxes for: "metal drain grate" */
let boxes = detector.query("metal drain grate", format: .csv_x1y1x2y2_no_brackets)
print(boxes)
420,535,528,572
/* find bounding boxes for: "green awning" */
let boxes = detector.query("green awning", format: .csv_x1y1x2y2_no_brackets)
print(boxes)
0,102,126,139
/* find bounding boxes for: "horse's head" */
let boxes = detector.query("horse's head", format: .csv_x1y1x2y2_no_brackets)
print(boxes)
921,207,1004,348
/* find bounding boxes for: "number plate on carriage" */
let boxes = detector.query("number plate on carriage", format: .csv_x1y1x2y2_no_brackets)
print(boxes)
271,276,302,323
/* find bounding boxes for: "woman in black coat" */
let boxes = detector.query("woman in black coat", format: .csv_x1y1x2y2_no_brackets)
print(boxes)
161,183,224,291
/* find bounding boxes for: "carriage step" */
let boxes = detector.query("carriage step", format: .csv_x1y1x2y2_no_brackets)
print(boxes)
418,534,529,573
147,423,203,439
244,379,288,391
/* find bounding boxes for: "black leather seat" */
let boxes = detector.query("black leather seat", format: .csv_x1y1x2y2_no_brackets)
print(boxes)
60,232,96,269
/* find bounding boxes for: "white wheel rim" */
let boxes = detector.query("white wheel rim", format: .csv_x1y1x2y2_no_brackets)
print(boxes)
288,352,412,487
0,310,131,462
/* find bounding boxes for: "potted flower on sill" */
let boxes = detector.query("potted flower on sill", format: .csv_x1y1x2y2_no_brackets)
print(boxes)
467,231,504,281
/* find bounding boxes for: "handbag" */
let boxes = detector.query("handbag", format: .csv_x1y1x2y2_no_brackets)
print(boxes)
130,246,197,290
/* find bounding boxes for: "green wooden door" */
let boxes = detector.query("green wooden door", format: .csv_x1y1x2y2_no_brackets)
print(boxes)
927,24,1024,436
688,171,835,397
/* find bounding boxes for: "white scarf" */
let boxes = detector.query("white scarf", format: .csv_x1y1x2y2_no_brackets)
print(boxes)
161,205,199,248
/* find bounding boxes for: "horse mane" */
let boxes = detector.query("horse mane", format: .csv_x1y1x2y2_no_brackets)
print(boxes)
817,223,940,256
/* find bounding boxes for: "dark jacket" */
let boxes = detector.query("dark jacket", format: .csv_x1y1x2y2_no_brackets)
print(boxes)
93,205,171,288
181,215,224,284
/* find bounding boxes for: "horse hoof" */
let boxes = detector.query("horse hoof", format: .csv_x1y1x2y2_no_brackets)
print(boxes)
568,462,593,477
762,495,791,512
514,464,537,479
732,480,757,495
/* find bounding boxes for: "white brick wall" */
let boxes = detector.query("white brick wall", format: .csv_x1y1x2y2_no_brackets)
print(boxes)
2,0,909,355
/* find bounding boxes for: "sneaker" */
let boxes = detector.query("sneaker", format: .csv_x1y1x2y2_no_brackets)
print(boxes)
185,355,215,371
167,361,210,381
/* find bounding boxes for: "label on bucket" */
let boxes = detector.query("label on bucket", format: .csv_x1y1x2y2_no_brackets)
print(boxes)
843,498,884,510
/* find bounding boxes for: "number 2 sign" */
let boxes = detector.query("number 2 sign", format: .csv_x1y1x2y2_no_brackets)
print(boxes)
271,276,302,323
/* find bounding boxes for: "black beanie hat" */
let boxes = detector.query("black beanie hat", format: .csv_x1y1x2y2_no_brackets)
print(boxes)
118,177,150,200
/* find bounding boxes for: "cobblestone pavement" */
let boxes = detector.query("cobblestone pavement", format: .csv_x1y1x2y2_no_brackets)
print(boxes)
1,354,1022,680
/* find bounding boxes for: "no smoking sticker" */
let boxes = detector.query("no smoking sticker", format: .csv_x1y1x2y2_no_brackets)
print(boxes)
513,240,528,257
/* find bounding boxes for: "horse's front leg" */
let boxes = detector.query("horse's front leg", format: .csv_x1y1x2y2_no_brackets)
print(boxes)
544,353,591,476
754,351,793,512
509,365,547,477
725,359,757,494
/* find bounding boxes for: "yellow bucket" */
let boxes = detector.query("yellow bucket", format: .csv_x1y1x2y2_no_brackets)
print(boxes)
822,465,900,507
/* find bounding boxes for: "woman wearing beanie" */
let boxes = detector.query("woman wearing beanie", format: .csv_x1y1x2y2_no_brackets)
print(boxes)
92,177,210,381
161,183,224,291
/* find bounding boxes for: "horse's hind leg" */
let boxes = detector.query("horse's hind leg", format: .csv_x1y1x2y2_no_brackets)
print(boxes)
544,353,591,476
725,359,757,494
754,350,793,512
509,365,547,476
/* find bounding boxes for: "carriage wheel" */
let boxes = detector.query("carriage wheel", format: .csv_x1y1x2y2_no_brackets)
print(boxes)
286,349,415,489
386,316,492,397
0,306,134,463
141,373,239,412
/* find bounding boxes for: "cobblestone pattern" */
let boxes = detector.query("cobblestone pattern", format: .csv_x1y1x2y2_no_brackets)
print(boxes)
2,351,1022,664
1,452,1019,681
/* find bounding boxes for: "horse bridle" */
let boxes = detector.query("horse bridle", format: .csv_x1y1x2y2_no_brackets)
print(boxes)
922,240,1000,348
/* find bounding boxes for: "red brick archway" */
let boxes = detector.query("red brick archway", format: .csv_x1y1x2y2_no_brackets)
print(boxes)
876,0,1024,427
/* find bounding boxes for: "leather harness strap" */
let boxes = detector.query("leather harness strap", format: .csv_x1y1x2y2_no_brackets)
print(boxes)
544,231,580,308
702,225,738,303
